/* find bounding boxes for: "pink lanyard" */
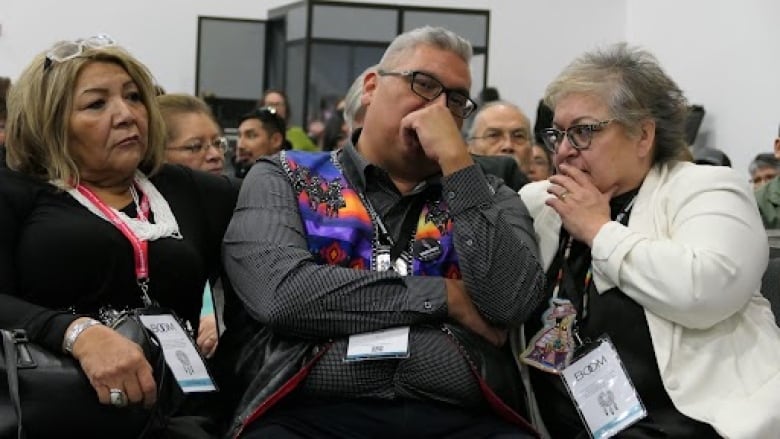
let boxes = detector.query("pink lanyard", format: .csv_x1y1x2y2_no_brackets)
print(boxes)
76,183,153,306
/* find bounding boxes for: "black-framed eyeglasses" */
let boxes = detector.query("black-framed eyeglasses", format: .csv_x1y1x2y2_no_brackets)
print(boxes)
540,119,615,153
376,69,477,119
167,137,228,154
43,34,116,71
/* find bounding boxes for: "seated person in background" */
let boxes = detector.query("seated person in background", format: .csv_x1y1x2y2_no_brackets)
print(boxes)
258,89,318,152
755,129,780,228
234,106,287,178
468,101,534,174
527,143,553,182
749,152,780,190
219,25,545,439
321,110,349,151
0,35,238,436
157,92,233,357
158,93,227,176
521,42,780,438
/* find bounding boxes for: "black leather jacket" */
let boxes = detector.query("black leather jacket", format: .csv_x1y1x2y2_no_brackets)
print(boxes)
214,306,538,439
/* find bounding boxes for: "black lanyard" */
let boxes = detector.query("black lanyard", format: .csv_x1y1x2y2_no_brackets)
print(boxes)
357,191,427,262
556,195,637,322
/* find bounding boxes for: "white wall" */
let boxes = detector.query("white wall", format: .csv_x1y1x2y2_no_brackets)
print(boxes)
627,0,780,177
1,0,776,176
0,0,291,93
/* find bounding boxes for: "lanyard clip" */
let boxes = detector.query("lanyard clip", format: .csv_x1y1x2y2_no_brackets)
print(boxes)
573,329,584,348
138,278,152,307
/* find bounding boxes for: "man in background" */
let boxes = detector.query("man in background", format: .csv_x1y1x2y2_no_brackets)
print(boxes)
756,125,780,228
749,153,780,190
468,101,533,175
234,107,288,178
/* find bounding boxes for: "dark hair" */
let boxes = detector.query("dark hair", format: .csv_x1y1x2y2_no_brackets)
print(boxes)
693,147,731,167
749,153,780,175
239,107,286,137
322,112,347,151
479,87,500,105
0,76,10,120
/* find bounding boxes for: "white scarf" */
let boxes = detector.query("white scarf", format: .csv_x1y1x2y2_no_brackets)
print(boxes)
57,170,182,241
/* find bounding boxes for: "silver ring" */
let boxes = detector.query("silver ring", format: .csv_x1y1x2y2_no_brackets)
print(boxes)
109,388,128,408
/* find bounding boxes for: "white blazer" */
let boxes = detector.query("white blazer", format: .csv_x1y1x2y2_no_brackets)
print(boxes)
519,161,780,438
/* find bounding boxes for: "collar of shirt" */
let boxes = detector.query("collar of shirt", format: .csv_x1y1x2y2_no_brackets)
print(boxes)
341,129,442,197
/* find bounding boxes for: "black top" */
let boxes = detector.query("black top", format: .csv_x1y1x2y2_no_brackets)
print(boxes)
527,190,718,438
0,164,238,353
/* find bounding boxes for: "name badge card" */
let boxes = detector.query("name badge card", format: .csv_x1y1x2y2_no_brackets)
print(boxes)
139,314,217,393
561,338,646,439
345,326,410,361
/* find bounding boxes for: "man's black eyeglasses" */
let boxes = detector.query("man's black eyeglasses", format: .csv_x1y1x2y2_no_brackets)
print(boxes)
376,70,477,119
540,119,615,153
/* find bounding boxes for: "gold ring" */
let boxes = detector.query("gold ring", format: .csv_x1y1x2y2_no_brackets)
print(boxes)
560,191,569,200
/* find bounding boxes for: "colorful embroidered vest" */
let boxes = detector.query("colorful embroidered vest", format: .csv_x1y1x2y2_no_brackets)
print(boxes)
281,150,460,278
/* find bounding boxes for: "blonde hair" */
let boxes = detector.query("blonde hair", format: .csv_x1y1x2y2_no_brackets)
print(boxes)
5,44,166,185
157,93,219,142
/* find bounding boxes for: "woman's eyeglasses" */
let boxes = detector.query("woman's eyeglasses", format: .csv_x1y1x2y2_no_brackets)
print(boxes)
540,119,614,153
44,34,116,71
167,137,229,154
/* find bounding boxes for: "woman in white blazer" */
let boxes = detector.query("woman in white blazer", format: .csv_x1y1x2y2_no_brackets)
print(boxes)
518,43,780,438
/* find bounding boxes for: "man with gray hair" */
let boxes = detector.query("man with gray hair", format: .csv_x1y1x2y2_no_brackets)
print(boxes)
220,25,542,438
468,101,534,174
755,125,780,227
749,153,780,190
343,64,376,132
344,69,528,191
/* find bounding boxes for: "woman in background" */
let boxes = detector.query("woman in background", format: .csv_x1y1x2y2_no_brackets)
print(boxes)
527,143,553,182
258,89,318,152
158,93,226,176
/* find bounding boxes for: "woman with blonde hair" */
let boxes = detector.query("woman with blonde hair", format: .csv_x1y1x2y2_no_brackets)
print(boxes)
1,35,237,437
158,93,226,176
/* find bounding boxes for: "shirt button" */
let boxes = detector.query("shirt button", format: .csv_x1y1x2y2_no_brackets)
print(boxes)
447,191,456,200
465,239,473,246
423,301,432,310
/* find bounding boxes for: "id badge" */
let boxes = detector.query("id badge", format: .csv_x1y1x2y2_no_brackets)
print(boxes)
345,326,410,361
376,247,393,273
376,247,410,276
139,313,217,393
560,337,646,439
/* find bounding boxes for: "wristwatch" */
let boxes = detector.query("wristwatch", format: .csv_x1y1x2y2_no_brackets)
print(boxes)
63,318,103,354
